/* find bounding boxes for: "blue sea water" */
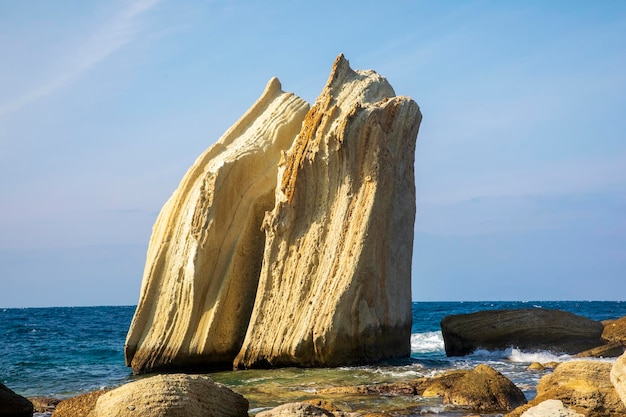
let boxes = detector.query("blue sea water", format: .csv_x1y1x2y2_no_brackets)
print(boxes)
1,301,625,410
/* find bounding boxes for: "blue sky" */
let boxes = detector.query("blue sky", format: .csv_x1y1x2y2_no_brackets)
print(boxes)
1,1,625,307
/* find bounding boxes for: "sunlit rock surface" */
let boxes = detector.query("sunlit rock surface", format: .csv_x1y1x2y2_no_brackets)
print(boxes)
234,55,421,368
124,78,309,374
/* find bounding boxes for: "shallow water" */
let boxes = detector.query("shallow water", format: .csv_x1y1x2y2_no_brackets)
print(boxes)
2,301,624,415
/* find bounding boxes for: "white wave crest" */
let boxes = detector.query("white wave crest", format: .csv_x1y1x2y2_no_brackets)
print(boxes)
507,348,572,363
411,331,445,353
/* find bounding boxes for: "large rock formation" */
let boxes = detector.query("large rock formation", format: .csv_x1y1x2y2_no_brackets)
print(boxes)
125,54,421,372
440,309,605,356
125,78,310,373
234,55,421,368
87,374,248,417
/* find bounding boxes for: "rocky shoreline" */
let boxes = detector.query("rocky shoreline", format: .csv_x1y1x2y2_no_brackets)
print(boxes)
3,311,624,417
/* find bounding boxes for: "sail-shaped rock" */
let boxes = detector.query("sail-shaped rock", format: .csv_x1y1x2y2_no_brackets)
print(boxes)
125,78,309,374
234,55,422,368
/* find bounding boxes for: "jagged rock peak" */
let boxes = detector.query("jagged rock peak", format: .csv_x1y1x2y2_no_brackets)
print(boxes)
124,77,310,374
234,54,422,368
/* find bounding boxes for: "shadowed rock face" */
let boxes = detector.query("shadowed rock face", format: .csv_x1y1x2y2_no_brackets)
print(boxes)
440,309,605,356
124,78,310,374
234,55,421,368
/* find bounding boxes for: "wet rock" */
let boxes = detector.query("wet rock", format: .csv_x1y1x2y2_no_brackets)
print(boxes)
28,397,61,413
527,362,545,371
441,309,604,356
255,402,361,417
442,364,527,412
87,374,247,417
0,383,33,417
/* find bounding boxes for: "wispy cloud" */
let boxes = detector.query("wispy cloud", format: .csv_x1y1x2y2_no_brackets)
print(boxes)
0,0,159,118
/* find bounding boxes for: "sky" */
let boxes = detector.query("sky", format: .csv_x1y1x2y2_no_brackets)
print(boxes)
1,1,625,307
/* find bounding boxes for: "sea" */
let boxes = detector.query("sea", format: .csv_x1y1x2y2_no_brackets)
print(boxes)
2,301,625,416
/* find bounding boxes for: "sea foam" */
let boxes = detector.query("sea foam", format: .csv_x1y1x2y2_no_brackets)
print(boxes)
411,331,445,353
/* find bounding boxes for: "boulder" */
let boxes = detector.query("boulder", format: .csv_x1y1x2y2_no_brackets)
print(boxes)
28,397,61,413
124,78,310,373
440,309,605,356
87,374,248,417
234,54,421,368
520,399,583,417
255,402,361,417
442,364,527,412
603,316,626,345
52,390,108,417
0,383,33,417
318,366,523,413
512,360,626,417
574,342,624,358
611,352,626,407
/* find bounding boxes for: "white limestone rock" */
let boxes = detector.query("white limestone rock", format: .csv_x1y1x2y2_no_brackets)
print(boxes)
124,78,309,374
234,54,421,368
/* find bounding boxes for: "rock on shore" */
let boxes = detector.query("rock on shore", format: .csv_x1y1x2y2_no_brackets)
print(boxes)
0,383,33,417
441,309,605,356
87,374,248,417
125,78,310,374
506,360,626,417
234,55,421,368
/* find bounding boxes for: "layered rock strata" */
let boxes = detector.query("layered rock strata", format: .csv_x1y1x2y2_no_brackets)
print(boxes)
234,55,421,368
125,78,309,373
441,309,605,356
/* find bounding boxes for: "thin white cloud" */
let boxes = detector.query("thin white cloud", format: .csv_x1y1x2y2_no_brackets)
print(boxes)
0,0,159,118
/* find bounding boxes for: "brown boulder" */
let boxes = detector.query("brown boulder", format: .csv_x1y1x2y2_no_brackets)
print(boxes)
441,309,604,356
574,342,624,358
52,390,108,417
507,360,626,417
603,316,626,344
0,383,33,417
442,364,527,412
